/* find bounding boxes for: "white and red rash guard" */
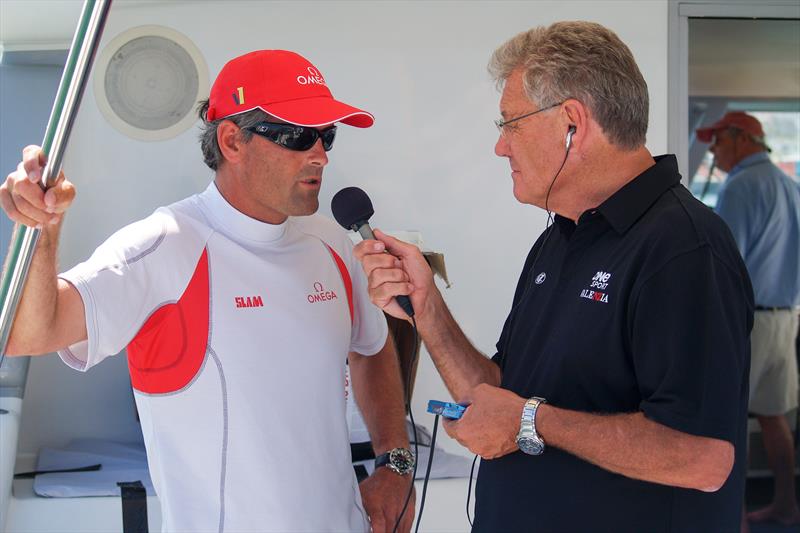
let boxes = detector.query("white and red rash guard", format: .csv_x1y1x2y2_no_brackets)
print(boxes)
58,182,388,532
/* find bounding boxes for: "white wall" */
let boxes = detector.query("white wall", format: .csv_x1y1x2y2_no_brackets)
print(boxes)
0,59,65,404
18,0,669,457
0,60,64,296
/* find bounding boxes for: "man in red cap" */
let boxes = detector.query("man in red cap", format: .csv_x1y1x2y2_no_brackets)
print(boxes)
696,111,770,171
698,111,800,528
0,50,414,532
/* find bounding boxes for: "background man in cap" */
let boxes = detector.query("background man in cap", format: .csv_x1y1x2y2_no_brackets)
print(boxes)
698,111,800,527
356,21,753,532
0,50,414,533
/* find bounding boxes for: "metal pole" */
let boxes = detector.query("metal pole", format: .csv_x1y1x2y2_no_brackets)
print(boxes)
0,0,113,361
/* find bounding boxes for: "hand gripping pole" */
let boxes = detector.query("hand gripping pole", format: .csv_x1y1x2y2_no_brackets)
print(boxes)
0,0,113,360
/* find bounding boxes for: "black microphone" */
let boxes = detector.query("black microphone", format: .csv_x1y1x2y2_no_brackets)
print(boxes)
331,187,415,318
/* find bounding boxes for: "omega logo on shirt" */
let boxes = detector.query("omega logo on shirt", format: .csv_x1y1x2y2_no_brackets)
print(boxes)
307,281,338,304
579,271,612,304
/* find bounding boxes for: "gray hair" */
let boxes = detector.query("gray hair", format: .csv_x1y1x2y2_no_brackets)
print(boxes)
197,100,270,170
488,21,649,150
726,127,772,153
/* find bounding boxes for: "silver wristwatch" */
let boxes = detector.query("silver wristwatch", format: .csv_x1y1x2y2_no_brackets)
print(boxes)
516,397,546,455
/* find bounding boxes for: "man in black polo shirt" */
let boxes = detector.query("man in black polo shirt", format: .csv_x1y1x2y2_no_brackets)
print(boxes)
355,21,753,532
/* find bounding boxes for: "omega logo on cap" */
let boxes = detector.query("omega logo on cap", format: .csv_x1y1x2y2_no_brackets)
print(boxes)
297,66,326,86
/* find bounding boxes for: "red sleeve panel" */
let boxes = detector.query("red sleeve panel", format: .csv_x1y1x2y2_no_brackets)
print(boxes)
127,248,210,394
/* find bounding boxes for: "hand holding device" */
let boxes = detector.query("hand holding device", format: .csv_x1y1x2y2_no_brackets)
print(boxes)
427,400,467,420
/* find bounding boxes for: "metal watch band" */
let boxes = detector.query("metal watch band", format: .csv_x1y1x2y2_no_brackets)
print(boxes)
516,396,547,455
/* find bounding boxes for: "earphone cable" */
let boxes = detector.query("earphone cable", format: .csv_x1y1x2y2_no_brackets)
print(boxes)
414,414,439,533
466,453,479,527
393,315,419,533
508,134,572,324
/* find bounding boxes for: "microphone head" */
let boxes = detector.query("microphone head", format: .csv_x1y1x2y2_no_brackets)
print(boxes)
331,186,374,230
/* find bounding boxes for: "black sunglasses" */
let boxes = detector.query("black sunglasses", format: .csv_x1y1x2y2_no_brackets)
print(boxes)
245,121,337,152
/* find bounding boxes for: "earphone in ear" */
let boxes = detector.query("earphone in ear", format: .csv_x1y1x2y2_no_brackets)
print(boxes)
566,125,577,152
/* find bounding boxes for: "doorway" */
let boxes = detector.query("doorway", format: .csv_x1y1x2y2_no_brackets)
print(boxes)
670,2,800,528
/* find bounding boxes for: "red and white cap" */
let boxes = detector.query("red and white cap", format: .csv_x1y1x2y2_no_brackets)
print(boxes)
696,111,765,143
207,50,374,128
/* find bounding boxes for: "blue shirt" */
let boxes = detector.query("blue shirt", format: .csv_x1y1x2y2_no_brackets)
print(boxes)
715,152,800,307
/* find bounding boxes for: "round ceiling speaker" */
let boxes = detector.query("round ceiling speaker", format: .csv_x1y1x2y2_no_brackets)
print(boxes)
94,25,209,141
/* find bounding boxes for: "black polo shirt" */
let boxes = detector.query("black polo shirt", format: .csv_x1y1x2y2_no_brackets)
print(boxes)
474,155,753,533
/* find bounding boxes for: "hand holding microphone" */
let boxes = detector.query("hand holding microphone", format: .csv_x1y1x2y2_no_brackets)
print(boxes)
332,187,435,321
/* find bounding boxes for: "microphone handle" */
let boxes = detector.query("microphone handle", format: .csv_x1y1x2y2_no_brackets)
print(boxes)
356,223,415,318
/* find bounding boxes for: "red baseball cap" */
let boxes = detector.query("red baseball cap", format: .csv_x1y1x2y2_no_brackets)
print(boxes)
696,111,764,143
207,50,374,128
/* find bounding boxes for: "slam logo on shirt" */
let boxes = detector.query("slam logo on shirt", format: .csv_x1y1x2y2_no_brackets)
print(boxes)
579,271,612,304
235,295,263,308
307,281,338,304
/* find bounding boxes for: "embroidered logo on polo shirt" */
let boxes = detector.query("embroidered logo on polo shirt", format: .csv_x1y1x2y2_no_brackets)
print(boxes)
579,271,612,304
534,272,546,285
307,281,338,304
235,295,264,308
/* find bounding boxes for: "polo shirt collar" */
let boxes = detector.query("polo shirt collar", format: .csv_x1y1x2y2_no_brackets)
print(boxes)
200,182,288,243
595,154,681,235
729,151,770,177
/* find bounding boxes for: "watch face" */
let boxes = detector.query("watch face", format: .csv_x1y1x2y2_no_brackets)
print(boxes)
518,437,544,456
389,448,415,474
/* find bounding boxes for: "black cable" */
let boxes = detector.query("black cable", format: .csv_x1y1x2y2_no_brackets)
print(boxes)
14,463,102,479
503,140,572,348
466,454,479,527
414,414,438,533
461,141,572,529
398,144,572,531
393,315,419,533
523,145,569,285
543,143,570,229
699,158,716,202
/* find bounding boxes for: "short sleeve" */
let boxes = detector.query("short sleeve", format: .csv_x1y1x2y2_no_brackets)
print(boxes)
347,240,388,356
491,313,513,368
630,245,752,443
58,209,208,371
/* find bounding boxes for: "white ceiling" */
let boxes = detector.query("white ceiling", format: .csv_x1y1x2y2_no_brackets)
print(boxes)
689,18,800,98
0,0,83,51
2,2,798,99
0,0,183,52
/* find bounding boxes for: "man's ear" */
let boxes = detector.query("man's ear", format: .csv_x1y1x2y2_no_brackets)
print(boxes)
562,99,588,150
217,120,245,165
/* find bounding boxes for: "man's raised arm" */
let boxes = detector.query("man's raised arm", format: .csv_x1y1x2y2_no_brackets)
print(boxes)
0,146,86,355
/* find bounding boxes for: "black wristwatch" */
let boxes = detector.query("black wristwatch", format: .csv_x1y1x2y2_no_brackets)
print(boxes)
374,447,415,476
